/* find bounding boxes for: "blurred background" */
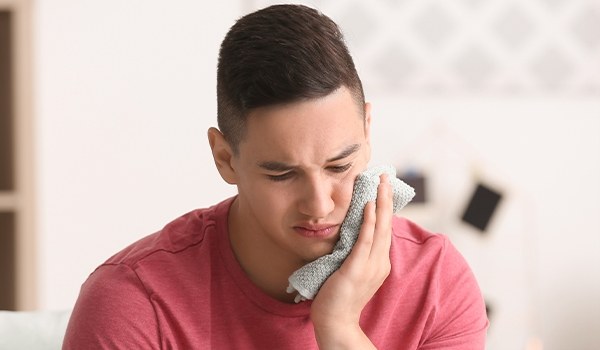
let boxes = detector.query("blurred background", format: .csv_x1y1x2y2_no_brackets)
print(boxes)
1,0,598,349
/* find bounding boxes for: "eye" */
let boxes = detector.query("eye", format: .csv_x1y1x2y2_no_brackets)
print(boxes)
267,172,295,182
328,163,352,173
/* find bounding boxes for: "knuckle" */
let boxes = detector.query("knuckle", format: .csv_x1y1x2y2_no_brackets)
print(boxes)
364,217,375,228
375,260,391,279
362,216,376,231
382,262,391,276
359,235,373,247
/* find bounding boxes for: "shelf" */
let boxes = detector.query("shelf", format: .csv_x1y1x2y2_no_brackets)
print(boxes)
0,192,17,211
0,1,34,310
0,212,15,310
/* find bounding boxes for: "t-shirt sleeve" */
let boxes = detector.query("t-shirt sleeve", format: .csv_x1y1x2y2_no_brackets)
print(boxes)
420,237,489,349
62,263,161,349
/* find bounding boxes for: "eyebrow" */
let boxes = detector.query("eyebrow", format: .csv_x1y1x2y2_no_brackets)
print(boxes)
327,143,361,162
257,144,361,172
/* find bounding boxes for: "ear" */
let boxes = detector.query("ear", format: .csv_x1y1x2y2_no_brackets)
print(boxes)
364,102,372,145
207,127,237,185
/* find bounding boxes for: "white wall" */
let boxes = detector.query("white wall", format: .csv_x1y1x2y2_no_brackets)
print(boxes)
35,0,239,309
35,1,599,350
369,96,600,350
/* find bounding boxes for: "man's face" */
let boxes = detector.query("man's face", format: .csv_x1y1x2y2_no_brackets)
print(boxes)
230,87,371,265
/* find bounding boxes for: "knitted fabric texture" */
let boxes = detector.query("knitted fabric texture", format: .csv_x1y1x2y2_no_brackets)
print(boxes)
286,165,415,303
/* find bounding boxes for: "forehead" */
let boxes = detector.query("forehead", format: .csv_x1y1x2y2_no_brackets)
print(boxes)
239,87,366,163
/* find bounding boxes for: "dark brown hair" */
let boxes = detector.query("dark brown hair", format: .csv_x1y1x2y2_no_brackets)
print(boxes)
217,4,365,153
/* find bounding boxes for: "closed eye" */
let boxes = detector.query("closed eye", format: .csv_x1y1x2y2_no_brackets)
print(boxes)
328,163,352,173
267,163,352,182
267,172,295,182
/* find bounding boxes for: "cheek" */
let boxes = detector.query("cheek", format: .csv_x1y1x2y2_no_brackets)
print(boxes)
252,182,283,206
238,175,282,212
247,184,289,226
333,173,357,210
334,159,369,210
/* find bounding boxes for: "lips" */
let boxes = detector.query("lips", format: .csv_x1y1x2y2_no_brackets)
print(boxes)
293,223,339,238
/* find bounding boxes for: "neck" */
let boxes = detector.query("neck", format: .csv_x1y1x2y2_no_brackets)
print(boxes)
228,198,303,304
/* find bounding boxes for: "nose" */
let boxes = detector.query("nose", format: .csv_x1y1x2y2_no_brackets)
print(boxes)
298,175,335,219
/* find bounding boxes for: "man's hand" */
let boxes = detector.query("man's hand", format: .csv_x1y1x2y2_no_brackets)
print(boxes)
311,174,394,349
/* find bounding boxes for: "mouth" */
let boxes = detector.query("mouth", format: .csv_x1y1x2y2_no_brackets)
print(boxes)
293,223,340,239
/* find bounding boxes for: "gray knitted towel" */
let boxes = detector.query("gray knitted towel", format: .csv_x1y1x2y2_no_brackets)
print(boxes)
286,165,415,303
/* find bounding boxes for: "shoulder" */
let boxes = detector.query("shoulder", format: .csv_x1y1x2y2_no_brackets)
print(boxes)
391,215,446,246
63,262,161,348
390,216,453,268
384,217,489,347
64,198,234,349
390,216,478,285
103,198,233,268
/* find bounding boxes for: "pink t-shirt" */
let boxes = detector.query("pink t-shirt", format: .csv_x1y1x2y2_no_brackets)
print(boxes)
63,197,488,349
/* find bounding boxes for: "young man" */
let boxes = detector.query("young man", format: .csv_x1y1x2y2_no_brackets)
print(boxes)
64,4,488,349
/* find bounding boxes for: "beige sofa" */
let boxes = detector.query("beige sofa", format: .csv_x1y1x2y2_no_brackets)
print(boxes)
0,310,71,350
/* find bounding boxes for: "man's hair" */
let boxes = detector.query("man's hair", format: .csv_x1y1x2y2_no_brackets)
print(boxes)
217,4,365,153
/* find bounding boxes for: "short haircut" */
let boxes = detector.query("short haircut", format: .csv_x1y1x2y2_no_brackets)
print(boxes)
217,4,365,153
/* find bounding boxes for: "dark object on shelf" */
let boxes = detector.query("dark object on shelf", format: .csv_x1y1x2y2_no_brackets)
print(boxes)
461,182,502,232
485,300,493,328
398,173,426,204
485,301,492,319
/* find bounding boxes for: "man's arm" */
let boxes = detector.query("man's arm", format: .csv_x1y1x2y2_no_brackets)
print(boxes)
63,264,161,349
310,174,393,349
310,174,488,349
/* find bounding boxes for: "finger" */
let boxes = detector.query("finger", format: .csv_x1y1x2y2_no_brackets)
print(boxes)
370,174,393,259
346,200,376,266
